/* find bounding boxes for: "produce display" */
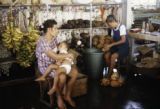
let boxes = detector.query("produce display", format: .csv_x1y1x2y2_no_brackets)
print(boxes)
2,9,23,51
92,35,113,51
61,19,105,29
16,21,39,67
2,8,39,67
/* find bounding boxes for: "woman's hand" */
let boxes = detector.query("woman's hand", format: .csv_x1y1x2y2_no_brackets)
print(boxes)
66,53,74,59
56,61,62,66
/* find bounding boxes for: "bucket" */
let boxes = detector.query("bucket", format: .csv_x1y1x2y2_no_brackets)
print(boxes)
84,48,104,79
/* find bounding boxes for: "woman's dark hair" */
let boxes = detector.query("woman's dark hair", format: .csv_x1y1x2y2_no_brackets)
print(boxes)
40,19,57,33
106,15,117,23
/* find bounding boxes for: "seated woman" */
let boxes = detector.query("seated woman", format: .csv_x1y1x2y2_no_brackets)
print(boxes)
36,42,75,96
36,19,78,108
102,15,129,86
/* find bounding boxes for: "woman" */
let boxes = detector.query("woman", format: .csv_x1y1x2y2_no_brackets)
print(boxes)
103,15,129,86
36,19,78,108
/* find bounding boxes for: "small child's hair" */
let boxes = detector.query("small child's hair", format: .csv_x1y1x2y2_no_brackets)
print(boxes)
106,15,117,23
59,41,68,48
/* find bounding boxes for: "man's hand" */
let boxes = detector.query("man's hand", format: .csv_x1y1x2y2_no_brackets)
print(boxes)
106,44,113,49
102,44,113,52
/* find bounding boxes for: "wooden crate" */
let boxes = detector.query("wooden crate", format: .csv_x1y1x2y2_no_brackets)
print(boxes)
71,73,88,97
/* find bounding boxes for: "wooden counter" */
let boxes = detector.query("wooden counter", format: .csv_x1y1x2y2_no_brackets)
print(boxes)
128,32,160,42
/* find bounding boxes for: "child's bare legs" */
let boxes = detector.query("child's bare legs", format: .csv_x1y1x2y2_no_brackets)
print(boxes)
35,64,58,81
64,65,78,107
48,67,66,95
47,71,59,95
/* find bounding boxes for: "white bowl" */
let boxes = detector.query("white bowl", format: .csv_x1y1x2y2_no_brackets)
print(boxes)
72,0,93,4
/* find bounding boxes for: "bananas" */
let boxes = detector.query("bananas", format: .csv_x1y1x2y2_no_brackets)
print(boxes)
2,23,24,51
16,22,39,67
2,11,39,67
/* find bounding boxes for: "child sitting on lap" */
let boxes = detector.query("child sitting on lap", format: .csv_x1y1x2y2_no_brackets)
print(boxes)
36,42,74,95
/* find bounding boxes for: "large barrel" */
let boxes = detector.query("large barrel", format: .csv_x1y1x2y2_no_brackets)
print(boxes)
84,48,104,80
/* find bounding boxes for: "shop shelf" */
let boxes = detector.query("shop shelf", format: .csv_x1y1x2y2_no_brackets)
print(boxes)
134,13,160,19
59,27,108,31
0,2,121,8
149,18,160,25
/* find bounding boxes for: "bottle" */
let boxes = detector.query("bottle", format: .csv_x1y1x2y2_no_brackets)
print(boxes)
111,68,119,81
102,67,109,78
103,67,106,78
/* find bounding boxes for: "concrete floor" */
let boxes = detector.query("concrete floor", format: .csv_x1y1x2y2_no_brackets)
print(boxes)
0,72,160,109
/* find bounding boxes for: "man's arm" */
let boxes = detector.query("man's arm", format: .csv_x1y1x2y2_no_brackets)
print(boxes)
109,35,126,47
107,24,127,49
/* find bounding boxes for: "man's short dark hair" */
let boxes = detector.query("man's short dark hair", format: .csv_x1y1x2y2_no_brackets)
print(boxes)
106,15,117,23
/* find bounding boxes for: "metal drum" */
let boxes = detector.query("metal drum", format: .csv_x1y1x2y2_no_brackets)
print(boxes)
84,48,104,80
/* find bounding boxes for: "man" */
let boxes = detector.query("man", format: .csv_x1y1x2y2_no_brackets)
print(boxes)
103,15,129,86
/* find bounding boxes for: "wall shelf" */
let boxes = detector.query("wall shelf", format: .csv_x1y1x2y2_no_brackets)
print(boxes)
59,27,108,31
134,13,160,19
0,3,121,7
149,18,160,25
